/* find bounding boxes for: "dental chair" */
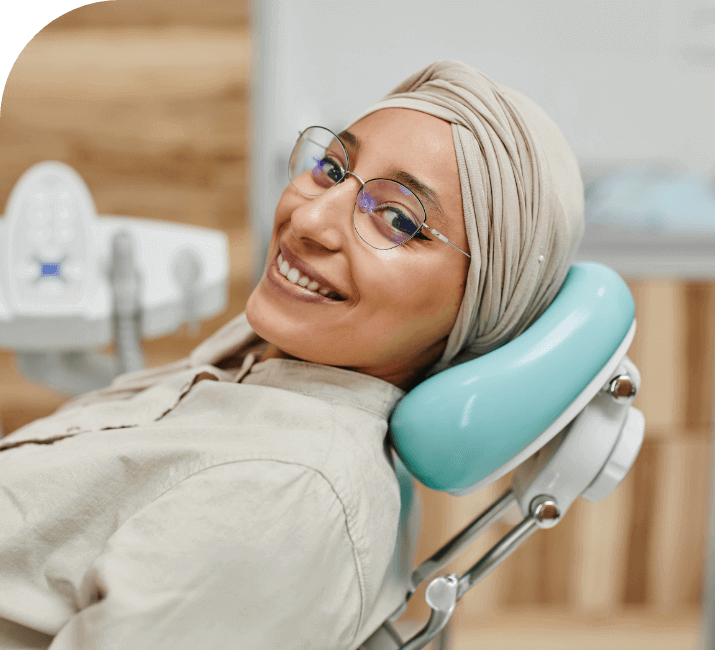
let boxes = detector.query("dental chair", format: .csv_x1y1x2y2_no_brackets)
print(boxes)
359,261,642,649
0,163,643,650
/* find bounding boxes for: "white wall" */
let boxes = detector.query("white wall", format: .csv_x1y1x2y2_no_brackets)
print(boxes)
251,0,715,284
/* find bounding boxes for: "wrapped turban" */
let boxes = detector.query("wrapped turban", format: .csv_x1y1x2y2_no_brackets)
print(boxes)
347,60,585,377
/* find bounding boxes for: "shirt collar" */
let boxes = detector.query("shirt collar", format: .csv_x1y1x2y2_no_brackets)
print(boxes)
189,311,405,420
241,358,406,420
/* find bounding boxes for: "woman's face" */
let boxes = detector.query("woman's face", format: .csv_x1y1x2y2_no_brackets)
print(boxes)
246,108,469,388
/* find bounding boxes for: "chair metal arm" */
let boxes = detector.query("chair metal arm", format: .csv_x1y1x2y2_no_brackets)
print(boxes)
409,488,516,596
397,495,556,650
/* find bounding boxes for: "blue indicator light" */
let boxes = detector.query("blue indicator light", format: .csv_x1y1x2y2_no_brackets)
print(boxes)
41,262,61,278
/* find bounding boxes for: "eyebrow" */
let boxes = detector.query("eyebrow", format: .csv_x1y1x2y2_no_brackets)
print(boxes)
387,168,447,226
338,129,447,226
337,130,360,153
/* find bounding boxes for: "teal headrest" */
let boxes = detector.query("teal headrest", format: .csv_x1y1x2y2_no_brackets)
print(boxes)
390,263,635,493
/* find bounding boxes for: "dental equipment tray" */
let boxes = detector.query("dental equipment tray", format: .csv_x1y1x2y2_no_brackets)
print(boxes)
0,162,229,351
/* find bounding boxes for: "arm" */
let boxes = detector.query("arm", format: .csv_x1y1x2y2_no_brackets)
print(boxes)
48,461,363,650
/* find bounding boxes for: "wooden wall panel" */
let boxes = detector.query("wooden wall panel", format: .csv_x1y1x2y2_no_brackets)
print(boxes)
2,29,250,232
629,281,686,435
569,476,635,615
48,0,249,29
683,284,715,433
0,1,253,432
623,438,658,605
0,0,252,254
648,438,710,611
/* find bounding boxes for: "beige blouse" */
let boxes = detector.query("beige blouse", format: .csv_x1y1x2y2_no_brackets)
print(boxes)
0,312,409,650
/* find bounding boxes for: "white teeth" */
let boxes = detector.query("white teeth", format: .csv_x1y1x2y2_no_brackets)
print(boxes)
276,252,342,299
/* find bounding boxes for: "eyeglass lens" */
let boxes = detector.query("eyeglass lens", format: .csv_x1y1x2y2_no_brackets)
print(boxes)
288,127,427,250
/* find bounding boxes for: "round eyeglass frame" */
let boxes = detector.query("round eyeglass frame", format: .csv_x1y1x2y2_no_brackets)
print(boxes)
288,126,471,257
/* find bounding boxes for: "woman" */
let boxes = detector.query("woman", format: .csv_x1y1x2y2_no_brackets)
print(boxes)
0,60,583,650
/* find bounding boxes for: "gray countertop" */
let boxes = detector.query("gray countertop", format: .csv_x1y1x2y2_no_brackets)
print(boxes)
575,223,715,280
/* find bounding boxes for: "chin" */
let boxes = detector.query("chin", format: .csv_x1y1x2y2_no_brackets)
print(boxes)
246,292,315,362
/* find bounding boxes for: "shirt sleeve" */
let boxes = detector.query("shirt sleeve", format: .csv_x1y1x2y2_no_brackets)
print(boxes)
47,461,364,650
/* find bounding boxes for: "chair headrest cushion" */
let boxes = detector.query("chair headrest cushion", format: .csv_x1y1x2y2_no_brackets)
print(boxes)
390,263,635,492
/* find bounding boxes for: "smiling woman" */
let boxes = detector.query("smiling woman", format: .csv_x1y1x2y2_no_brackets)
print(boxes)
0,59,585,650
247,108,470,390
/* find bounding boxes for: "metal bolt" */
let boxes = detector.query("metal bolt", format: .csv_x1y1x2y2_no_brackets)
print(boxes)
530,495,561,529
608,375,636,402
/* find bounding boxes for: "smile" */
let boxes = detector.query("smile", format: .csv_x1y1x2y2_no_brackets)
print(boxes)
277,253,345,300
266,253,346,304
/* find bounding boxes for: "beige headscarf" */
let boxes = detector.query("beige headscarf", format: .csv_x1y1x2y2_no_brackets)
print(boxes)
347,60,585,376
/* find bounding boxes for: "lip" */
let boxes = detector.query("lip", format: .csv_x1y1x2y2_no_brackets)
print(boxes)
266,251,346,305
279,242,347,300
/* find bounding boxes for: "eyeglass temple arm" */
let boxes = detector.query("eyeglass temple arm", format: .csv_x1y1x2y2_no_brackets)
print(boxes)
422,225,471,259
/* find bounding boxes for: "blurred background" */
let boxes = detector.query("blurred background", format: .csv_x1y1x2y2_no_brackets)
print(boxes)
1,1,714,648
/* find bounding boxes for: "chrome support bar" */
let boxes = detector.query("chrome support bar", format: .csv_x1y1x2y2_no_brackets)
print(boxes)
400,575,459,650
456,495,555,600
457,516,538,599
409,488,516,593
361,492,562,650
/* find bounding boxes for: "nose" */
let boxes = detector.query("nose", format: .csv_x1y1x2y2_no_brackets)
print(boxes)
289,173,363,250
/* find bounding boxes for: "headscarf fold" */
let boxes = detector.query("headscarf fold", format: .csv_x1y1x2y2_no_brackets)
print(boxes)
346,60,585,376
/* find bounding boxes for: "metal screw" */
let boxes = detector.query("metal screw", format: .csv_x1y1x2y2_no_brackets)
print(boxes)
608,374,636,402
530,495,561,529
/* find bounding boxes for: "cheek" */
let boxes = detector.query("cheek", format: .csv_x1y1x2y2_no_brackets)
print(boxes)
361,258,465,337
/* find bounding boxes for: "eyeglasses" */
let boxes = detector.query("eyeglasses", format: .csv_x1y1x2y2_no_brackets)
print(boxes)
288,126,470,257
